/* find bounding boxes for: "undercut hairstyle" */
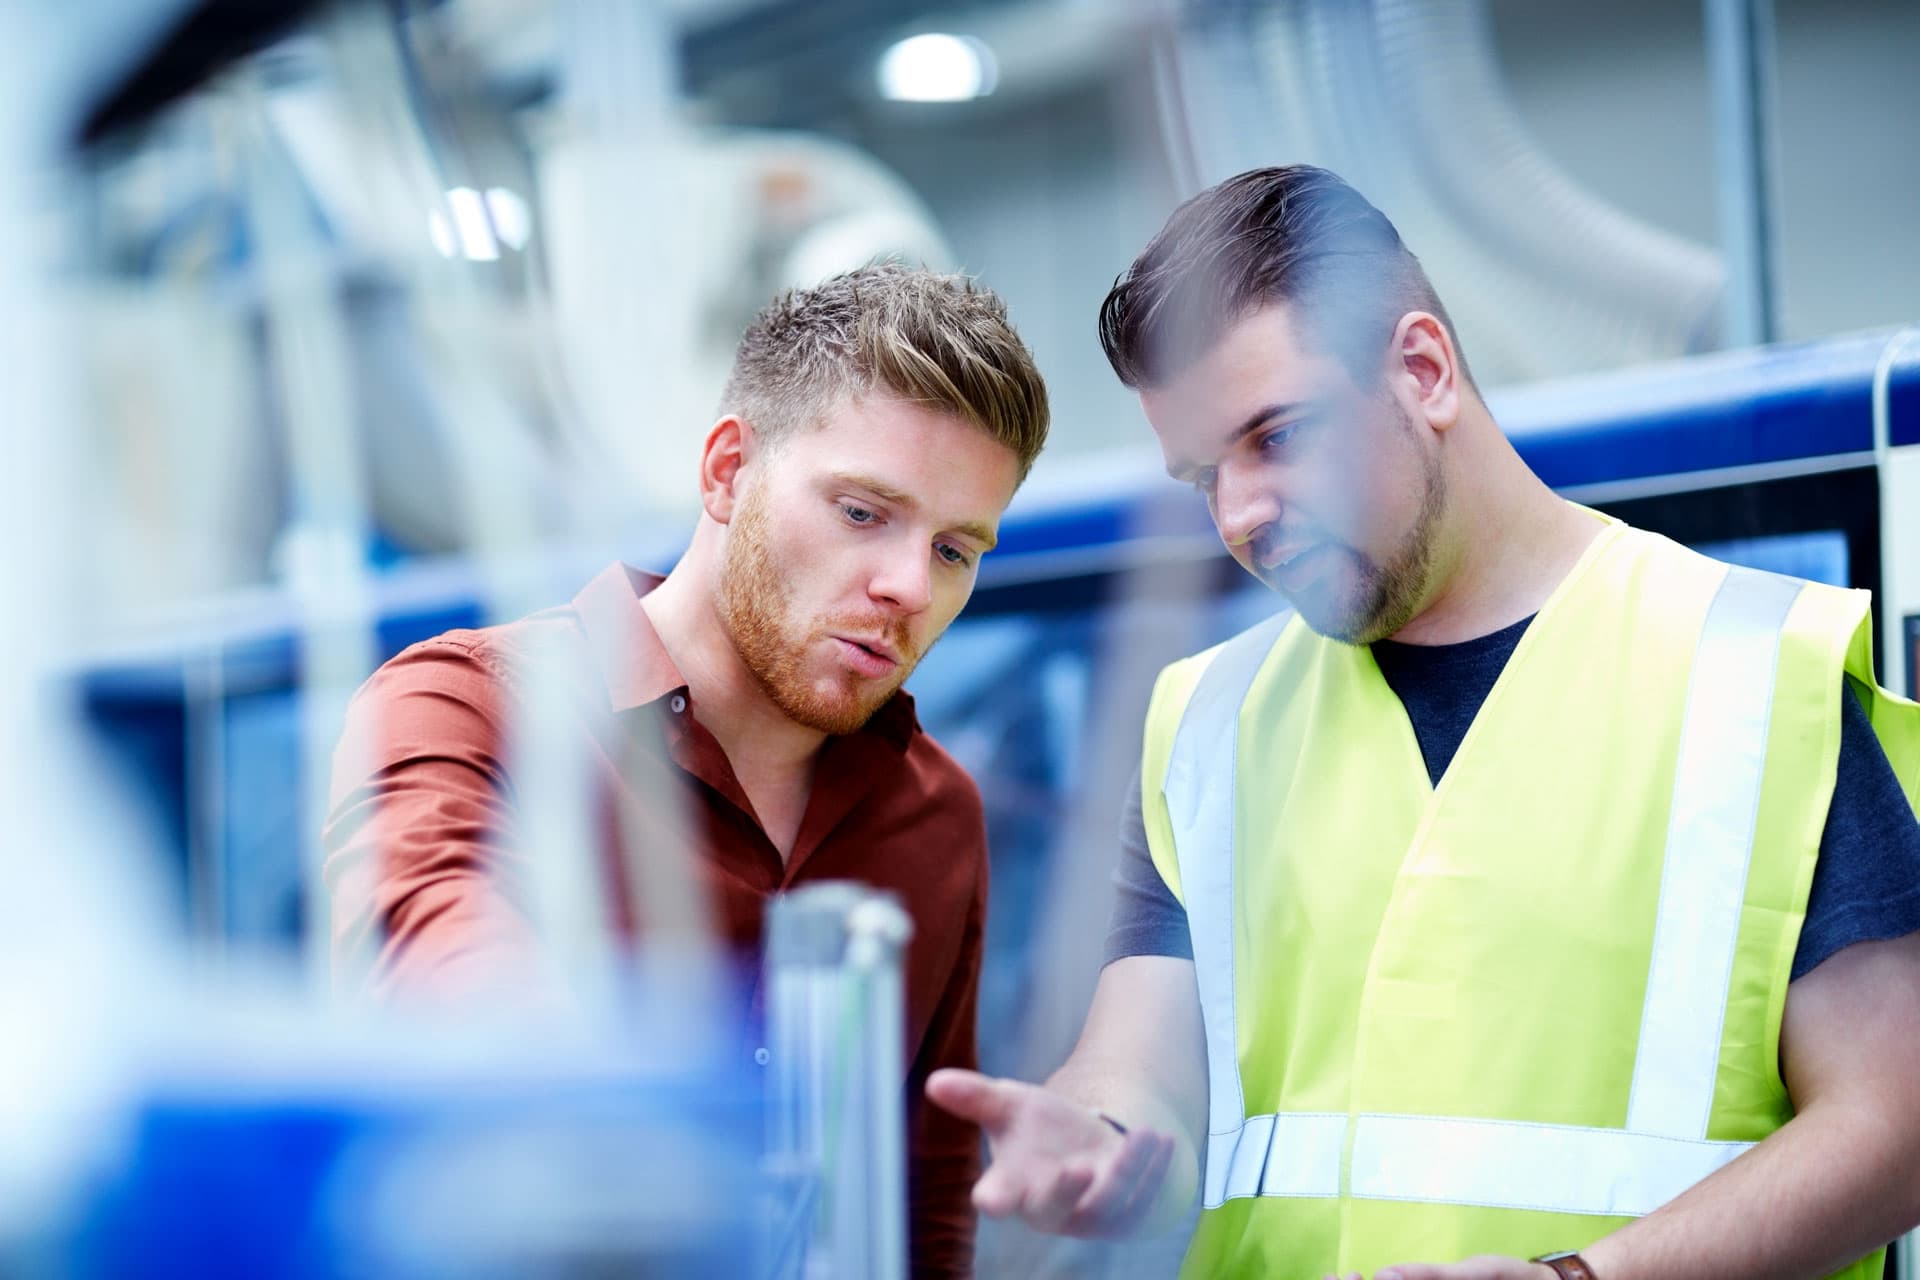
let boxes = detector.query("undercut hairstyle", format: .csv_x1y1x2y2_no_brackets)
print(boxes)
722,262,1051,481
1098,165,1472,391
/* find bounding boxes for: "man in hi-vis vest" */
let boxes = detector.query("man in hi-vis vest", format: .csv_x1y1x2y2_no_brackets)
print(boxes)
927,166,1920,1279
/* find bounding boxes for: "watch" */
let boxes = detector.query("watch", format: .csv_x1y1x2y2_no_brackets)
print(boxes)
1531,1252,1597,1280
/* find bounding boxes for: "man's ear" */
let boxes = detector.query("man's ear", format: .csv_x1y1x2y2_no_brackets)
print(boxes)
1391,312,1462,435
699,415,754,524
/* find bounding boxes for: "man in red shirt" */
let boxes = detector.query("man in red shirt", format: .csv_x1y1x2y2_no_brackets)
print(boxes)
322,263,1050,1276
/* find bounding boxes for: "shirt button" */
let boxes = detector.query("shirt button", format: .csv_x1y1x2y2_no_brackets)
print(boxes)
754,1047,770,1067
670,694,687,714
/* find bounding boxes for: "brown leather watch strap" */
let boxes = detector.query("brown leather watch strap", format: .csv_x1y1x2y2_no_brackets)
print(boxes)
1533,1254,1597,1280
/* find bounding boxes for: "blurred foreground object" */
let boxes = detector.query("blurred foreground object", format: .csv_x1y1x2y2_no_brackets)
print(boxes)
6,1,937,1275
52,1013,766,1279
767,884,916,1280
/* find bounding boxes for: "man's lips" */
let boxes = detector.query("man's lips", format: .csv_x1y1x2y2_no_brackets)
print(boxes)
834,635,902,665
832,635,903,678
1256,543,1318,572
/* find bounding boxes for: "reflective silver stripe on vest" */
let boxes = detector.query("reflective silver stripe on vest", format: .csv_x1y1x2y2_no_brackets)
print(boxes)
1628,567,1804,1138
1206,1111,1346,1201
1349,1114,1751,1216
1191,1111,1750,1214
1165,608,1293,1204
1165,565,1802,1214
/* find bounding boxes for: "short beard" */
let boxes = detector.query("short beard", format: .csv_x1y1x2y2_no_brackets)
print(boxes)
716,490,911,735
1313,406,1446,645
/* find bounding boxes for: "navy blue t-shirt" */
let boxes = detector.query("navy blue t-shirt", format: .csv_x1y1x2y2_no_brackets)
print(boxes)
1105,614,1920,980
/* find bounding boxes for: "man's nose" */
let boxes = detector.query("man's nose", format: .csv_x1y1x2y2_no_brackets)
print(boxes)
1213,463,1281,551
868,541,933,615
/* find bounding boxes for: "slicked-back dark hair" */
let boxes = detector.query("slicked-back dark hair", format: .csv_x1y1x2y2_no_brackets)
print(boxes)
1098,165,1471,391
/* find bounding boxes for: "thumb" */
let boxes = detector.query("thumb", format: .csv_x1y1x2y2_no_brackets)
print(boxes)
925,1068,1019,1131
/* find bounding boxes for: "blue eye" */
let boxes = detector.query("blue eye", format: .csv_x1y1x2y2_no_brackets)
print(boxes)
841,504,878,525
935,542,973,568
1259,424,1299,452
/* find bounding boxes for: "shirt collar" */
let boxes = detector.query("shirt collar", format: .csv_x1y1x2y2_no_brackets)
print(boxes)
570,562,921,751
572,562,687,712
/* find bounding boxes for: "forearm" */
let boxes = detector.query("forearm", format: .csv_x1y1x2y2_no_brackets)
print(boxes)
1582,1098,1920,1280
325,782,543,1002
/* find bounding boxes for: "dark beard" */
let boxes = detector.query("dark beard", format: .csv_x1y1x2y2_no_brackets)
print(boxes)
1330,446,1445,644
1285,402,1446,646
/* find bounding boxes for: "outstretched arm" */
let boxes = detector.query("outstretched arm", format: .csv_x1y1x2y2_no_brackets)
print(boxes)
926,954,1207,1239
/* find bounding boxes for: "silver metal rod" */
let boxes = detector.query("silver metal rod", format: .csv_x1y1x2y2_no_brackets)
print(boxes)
1705,0,1781,348
1870,328,1920,701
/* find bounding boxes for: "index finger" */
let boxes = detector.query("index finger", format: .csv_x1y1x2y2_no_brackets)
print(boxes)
925,1068,1017,1130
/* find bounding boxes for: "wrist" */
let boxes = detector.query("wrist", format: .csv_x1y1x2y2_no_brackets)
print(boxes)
1532,1251,1599,1280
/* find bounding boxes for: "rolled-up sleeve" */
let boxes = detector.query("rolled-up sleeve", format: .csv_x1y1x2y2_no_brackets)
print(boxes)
322,639,549,1003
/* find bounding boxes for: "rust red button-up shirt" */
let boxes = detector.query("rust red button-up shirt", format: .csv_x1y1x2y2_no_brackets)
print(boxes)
323,563,986,1276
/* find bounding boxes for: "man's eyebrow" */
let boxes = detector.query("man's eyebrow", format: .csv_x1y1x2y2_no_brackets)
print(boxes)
834,471,998,551
953,522,998,552
1229,400,1311,445
836,471,914,506
1166,401,1313,481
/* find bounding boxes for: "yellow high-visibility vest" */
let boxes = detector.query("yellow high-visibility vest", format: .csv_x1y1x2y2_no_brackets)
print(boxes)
1140,516,1919,1277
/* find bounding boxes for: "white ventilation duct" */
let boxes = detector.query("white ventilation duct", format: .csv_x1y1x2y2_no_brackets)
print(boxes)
1189,0,1726,385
